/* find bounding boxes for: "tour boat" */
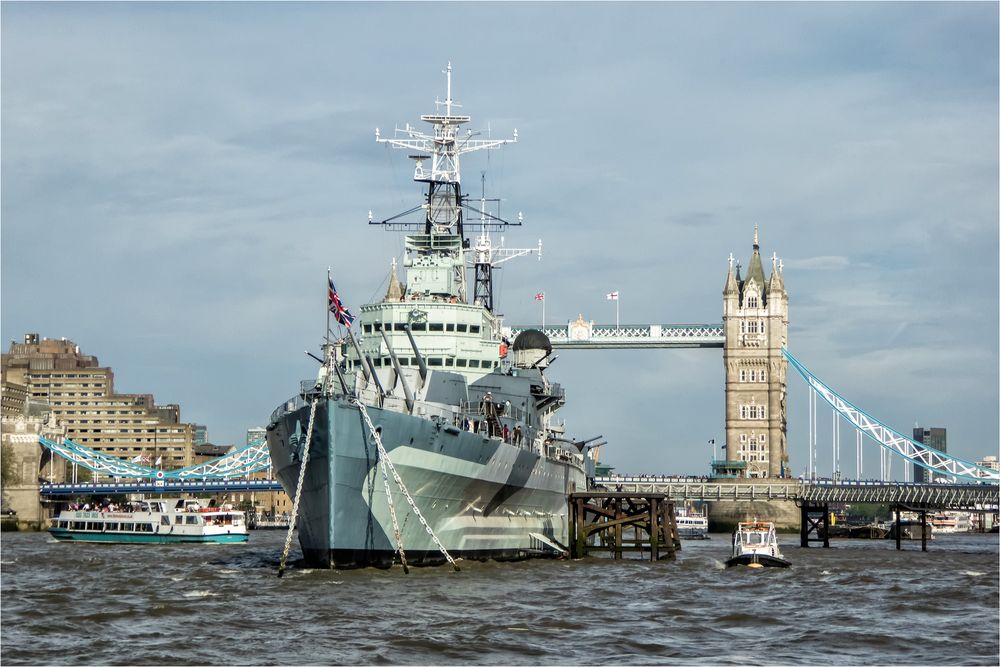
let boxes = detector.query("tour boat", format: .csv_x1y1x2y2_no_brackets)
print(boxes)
726,521,791,568
676,510,710,539
48,498,248,544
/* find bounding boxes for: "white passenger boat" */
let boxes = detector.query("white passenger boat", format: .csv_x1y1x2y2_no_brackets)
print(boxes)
676,510,709,539
725,521,790,568
48,499,248,544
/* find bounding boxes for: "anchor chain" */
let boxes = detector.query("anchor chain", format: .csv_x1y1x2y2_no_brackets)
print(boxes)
277,395,320,578
352,399,460,572
377,442,409,573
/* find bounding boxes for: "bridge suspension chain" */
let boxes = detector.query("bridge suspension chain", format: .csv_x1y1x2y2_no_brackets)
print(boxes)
784,349,999,483
353,399,460,572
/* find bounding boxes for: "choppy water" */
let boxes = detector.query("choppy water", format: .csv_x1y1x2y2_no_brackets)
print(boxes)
2,530,997,665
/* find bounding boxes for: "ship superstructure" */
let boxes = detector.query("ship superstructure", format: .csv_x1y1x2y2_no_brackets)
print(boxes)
266,65,588,569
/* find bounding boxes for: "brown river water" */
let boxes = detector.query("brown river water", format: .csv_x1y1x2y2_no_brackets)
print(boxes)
2,529,997,665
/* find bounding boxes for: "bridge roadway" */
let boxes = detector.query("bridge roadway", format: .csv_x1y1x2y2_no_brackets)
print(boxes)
39,479,283,496
504,324,724,349
593,476,1000,510
40,476,999,511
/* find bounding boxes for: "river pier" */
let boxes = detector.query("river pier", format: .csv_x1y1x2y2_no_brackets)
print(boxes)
568,491,681,561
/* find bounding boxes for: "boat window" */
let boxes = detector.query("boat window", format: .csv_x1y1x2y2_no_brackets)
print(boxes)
470,325,481,334
122,523,135,531
456,359,467,367
395,323,408,331
399,358,409,366
161,517,170,526
411,323,426,331
428,358,443,367
106,523,119,531
456,324,468,332
429,323,444,332
363,324,372,334
142,524,155,532
86,522,100,531
175,516,184,524
445,358,454,367
469,360,480,368
410,358,419,366
186,516,200,525
59,521,69,529
71,521,85,530
446,324,455,332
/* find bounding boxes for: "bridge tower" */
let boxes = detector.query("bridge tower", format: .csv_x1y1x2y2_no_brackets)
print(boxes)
722,226,788,478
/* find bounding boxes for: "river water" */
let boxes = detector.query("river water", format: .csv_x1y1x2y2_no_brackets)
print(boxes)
2,530,997,665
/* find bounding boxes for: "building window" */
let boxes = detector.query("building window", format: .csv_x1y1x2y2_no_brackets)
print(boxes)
739,369,747,382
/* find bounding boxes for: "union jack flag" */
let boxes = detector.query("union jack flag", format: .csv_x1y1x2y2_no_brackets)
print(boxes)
534,292,545,301
328,277,355,327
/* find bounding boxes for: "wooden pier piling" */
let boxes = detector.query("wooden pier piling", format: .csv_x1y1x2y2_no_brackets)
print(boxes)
799,501,830,548
568,491,680,561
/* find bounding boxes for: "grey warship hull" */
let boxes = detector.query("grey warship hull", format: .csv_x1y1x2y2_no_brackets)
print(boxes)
268,396,584,568
266,65,589,569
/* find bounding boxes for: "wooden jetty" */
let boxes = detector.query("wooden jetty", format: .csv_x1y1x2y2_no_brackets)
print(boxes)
568,491,681,561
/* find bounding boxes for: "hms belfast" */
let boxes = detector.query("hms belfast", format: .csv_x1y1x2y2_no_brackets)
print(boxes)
266,65,589,569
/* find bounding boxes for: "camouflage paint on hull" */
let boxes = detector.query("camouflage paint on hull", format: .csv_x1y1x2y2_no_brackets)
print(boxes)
267,397,584,568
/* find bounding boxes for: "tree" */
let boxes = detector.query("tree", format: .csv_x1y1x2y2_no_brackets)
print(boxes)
1,442,20,488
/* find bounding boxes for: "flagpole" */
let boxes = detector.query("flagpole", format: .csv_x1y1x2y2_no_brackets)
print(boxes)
326,267,332,347
542,296,546,329
616,296,620,330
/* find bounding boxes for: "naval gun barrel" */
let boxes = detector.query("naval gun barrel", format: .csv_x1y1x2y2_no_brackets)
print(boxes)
402,324,428,384
380,329,415,413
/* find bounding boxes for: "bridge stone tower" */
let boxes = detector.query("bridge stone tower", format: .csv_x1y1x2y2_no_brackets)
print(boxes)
722,226,788,478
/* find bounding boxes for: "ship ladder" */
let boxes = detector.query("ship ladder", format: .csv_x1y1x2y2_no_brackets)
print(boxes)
353,399,460,572
277,396,320,578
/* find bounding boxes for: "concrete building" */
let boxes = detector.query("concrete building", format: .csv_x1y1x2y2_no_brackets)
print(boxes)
976,455,999,477
721,227,789,479
912,427,946,483
1,333,195,476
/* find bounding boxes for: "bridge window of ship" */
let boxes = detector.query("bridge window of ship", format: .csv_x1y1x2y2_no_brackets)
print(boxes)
469,360,480,368
411,323,427,331
470,325,481,334
428,358,443,366
430,323,444,331
186,516,200,525
445,358,454,366
363,324,372,334
456,359,467,367
446,323,455,331
456,324,468,332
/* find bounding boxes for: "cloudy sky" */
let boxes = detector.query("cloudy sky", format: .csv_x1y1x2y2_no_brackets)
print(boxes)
3,2,997,478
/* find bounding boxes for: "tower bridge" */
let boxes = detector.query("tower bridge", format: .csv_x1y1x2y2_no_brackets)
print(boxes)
23,228,998,534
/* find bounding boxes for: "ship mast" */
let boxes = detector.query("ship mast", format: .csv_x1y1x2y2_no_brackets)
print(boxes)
371,63,519,308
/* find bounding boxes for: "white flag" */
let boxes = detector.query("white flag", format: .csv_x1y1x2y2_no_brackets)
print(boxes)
606,291,619,300
130,454,142,463
155,456,162,466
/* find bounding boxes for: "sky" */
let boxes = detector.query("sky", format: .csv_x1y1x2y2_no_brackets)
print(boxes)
2,1,997,478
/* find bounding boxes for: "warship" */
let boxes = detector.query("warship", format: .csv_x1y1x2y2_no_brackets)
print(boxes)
266,65,589,569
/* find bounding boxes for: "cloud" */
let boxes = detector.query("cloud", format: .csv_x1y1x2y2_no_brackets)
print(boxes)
784,256,851,271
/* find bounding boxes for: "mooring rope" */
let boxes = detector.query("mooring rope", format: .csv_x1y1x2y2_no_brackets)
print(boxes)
277,396,320,578
352,399,460,572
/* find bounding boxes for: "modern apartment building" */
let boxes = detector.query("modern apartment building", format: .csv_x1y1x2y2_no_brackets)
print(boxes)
1,333,195,475
912,427,946,483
